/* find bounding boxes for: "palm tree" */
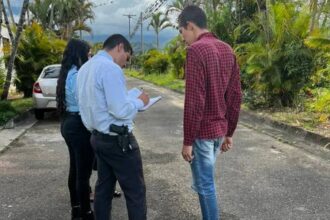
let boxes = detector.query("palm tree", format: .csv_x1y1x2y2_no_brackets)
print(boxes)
148,12,172,49
166,0,202,15
235,2,314,107
53,0,94,39
74,0,94,39
305,33,330,86
29,0,94,40
1,0,30,100
29,0,55,29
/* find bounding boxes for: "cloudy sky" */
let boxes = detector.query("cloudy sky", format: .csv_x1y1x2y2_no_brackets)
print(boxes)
9,0,179,46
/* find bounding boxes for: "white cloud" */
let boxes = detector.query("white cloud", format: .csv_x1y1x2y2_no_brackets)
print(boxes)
12,0,179,45
90,0,174,36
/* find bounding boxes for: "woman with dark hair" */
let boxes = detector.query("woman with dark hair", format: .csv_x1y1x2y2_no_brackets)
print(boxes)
56,39,94,220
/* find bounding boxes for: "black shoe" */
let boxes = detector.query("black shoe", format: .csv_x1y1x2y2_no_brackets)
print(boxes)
90,192,94,203
113,190,121,198
71,206,81,220
82,211,94,220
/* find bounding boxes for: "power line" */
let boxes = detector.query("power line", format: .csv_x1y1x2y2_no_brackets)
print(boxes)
94,0,114,8
130,0,170,39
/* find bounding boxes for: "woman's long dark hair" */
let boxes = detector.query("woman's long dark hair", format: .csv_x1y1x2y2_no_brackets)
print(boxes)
56,39,90,116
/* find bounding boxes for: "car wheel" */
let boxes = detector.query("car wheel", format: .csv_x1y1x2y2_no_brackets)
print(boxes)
35,109,45,120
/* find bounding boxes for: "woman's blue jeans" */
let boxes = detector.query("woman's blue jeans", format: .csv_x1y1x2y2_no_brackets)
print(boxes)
190,138,223,220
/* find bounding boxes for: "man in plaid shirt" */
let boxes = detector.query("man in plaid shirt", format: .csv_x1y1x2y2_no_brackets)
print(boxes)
178,5,242,220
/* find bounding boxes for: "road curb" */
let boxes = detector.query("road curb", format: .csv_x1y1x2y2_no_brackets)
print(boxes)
240,110,330,150
1,108,34,129
0,109,37,154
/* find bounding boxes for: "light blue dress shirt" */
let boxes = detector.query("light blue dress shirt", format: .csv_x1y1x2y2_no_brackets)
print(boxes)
65,65,79,112
76,50,144,134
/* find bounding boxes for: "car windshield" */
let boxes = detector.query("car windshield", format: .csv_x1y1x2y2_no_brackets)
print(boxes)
43,66,61,78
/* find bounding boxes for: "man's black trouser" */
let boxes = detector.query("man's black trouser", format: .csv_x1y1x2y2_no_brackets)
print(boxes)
90,131,147,220
61,114,94,217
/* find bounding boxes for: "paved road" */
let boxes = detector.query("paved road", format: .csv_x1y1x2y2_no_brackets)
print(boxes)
0,77,329,220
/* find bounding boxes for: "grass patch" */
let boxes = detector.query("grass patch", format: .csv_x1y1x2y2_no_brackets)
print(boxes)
126,69,185,93
0,98,33,126
246,107,330,138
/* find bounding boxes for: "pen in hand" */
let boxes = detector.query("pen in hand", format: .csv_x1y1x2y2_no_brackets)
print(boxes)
138,90,149,106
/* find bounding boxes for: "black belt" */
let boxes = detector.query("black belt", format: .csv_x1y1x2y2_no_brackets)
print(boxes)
92,130,119,141
65,112,80,116
92,129,133,137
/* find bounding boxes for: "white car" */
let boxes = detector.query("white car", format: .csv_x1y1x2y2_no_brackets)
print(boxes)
32,64,61,119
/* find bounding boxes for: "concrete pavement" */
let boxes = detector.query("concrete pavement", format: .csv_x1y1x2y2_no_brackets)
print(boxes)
0,112,36,154
0,77,329,220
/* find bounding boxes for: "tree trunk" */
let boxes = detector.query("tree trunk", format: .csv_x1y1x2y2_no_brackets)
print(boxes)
1,0,13,42
6,0,15,25
0,1,3,44
0,0,3,74
156,31,159,49
26,7,30,26
316,0,326,26
212,0,217,13
321,14,328,28
310,0,318,32
49,3,54,29
1,0,29,100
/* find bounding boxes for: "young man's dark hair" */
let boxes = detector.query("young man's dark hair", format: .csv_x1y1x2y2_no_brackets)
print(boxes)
178,5,207,28
103,34,133,55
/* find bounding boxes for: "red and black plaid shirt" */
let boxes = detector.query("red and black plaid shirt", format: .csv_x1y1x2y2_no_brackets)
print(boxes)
183,32,242,145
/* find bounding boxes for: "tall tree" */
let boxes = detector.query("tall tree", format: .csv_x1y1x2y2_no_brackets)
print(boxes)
148,12,172,49
1,0,13,42
0,1,3,46
29,0,52,29
5,0,15,25
29,0,94,40
73,0,94,39
166,0,202,17
1,0,30,100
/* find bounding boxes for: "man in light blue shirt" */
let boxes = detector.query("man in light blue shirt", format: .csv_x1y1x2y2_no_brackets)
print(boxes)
77,34,149,220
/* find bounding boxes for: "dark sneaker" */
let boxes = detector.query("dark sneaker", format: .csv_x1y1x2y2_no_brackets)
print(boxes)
113,190,122,198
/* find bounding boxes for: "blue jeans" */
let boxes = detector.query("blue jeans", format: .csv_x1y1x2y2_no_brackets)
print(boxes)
190,138,223,220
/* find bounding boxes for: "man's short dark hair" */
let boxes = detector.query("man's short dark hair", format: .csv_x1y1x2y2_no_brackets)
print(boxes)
103,34,133,55
178,5,207,29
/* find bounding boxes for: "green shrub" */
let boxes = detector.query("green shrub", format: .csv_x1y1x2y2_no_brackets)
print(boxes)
14,22,66,97
0,101,17,125
0,101,16,112
131,54,145,70
142,50,169,74
0,98,33,125
164,36,186,79
306,88,330,114
305,34,330,88
169,48,185,79
236,3,314,107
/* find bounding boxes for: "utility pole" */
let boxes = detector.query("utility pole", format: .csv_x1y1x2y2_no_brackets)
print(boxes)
140,12,144,54
123,14,136,38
